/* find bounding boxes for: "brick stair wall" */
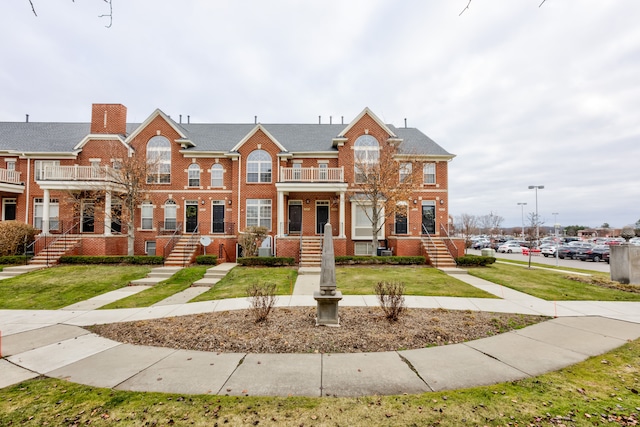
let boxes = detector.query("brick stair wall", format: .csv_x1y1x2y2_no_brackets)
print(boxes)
299,236,323,267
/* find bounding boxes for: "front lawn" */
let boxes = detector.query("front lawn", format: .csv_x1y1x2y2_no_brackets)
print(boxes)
0,265,150,310
467,263,640,301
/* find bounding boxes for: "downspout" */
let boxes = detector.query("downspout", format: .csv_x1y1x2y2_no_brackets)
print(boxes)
236,153,242,234
24,156,30,223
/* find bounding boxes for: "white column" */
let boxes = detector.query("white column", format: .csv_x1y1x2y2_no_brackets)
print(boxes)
277,190,285,237
339,191,346,237
104,190,112,235
42,189,50,235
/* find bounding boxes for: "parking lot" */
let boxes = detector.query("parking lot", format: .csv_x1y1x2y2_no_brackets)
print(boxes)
466,249,611,273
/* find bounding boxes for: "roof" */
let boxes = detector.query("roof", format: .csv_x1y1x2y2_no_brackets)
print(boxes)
0,120,453,158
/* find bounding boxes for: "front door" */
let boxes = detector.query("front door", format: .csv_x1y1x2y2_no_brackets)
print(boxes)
185,201,198,233
212,201,225,233
316,201,329,234
421,203,435,234
288,202,302,234
82,201,94,233
395,208,408,234
2,198,16,221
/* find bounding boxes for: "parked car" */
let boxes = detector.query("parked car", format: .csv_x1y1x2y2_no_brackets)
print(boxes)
630,237,640,246
497,242,524,253
540,244,557,257
472,239,490,249
605,238,625,246
576,245,610,262
558,243,592,260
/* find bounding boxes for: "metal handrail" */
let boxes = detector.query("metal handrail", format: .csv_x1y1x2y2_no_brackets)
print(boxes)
421,223,439,268
218,243,229,261
183,223,200,266
25,220,81,266
440,223,459,261
163,223,183,263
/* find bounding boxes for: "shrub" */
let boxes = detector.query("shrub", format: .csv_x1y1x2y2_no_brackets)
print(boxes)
237,257,295,267
455,255,496,267
58,255,164,265
0,255,30,265
246,283,278,323
238,226,269,257
375,281,406,321
195,255,218,265
334,256,425,265
0,221,37,256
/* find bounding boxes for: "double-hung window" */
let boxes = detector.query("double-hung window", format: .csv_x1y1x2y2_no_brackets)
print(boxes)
423,163,436,184
188,164,200,187
399,162,412,183
210,164,224,187
141,202,154,230
246,199,272,230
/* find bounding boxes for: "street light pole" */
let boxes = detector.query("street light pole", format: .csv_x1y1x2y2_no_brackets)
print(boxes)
517,202,527,239
552,212,559,266
528,185,544,247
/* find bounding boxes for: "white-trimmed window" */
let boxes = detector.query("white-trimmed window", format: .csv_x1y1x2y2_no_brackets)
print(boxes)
34,160,60,180
145,241,156,255
211,164,224,187
353,135,379,183
246,199,272,230
164,199,177,230
399,162,412,183
6,160,16,170
354,242,374,256
351,202,384,239
141,202,154,230
33,198,59,231
146,136,171,184
246,150,272,183
188,164,200,187
423,163,436,184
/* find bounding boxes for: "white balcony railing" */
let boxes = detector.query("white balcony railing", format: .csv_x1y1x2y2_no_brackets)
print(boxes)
280,167,343,183
41,165,108,181
0,168,22,184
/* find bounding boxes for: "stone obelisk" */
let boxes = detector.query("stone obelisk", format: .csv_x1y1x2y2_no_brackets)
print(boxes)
313,223,342,326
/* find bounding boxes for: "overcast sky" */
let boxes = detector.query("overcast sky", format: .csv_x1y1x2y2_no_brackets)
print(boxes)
1,1,639,229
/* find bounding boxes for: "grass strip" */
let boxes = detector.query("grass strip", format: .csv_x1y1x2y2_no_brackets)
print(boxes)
191,267,298,301
468,263,640,301
0,265,150,310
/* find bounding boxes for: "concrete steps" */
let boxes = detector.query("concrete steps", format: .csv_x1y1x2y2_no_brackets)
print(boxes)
29,236,80,265
299,236,323,267
129,266,183,286
193,262,237,287
422,238,457,269
164,236,199,266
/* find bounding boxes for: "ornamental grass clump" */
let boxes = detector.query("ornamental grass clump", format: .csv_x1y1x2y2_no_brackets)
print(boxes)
375,281,406,321
246,283,278,323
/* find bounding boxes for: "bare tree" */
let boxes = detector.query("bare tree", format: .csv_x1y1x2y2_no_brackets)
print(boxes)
27,0,113,27
525,211,544,268
456,213,478,254
351,147,419,254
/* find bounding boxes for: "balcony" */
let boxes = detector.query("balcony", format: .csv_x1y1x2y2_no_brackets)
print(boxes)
280,167,343,183
40,165,108,181
0,168,21,184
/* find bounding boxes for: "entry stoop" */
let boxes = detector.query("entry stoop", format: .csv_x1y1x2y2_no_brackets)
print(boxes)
129,266,183,286
299,236,323,267
193,262,238,286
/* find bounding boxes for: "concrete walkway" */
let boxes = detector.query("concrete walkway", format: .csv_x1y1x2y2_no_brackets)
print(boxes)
2,269,640,396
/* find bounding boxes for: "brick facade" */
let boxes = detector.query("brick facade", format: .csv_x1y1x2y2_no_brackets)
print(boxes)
0,104,460,264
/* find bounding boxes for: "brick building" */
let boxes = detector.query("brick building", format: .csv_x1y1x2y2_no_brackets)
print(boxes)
0,104,461,265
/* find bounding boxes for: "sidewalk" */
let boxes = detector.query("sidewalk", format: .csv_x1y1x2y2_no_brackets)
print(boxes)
2,269,640,396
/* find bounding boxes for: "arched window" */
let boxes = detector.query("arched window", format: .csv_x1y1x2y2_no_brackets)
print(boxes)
211,163,224,187
188,164,200,187
247,149,272,183
146,136,171,184
164,199,177,231
353,135,379,183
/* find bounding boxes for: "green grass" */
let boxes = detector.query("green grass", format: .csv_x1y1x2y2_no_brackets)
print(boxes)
0,265,150,310
191,267,298,301
336,266,496,298
468,263,640,301
1,338,639,426
100,266,209,309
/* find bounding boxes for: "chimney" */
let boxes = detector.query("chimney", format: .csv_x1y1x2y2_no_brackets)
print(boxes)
341,116,344,125
318,115,321,124
254,115,257,124
187,115,190,124
91,104,127,134
404,118,407,128
179,114,182,124
26,114,29,123
329,116,332,125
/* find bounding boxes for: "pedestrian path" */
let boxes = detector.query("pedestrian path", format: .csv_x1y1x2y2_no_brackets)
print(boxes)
2,266,640,396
